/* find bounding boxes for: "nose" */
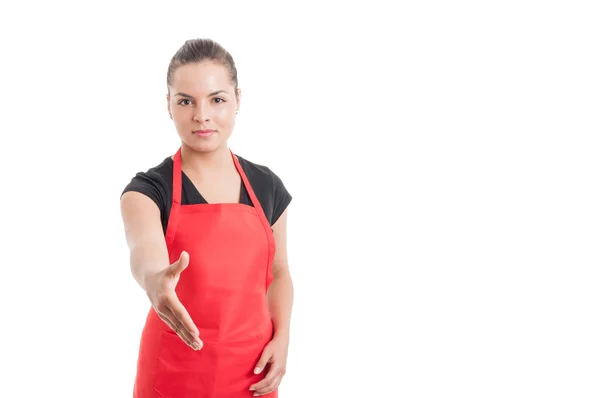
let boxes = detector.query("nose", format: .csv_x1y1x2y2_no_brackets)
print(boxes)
192,102,210,122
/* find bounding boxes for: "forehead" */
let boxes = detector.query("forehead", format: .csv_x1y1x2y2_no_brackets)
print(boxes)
171,61,232,92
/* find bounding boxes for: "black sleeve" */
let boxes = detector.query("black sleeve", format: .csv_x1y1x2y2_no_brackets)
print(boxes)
120,170,170,234
270,168,292,225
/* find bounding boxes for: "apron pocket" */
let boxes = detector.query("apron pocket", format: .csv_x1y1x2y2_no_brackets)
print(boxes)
153,331,217,397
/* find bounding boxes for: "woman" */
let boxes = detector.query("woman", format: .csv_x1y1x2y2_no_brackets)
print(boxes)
120,38,293,397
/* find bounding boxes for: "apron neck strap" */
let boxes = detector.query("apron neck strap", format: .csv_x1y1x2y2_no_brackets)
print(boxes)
171,146,264,212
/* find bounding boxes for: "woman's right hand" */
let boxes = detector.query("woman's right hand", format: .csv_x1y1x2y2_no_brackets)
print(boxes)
144,251,203,350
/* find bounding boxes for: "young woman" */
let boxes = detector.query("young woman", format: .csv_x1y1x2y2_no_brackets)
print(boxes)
120,38,293,397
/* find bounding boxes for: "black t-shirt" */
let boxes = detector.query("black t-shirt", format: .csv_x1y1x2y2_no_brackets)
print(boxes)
121,155,292,235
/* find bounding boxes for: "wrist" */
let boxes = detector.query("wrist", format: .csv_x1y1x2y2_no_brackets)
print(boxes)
142,269,161,293
273,327,290,340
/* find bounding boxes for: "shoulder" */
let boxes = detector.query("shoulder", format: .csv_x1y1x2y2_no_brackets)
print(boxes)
236,153,292,222
236,154,274,182
235,154,289,193
121,156,173,201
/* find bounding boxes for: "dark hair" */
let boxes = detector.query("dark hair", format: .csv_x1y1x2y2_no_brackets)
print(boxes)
167,38,238,97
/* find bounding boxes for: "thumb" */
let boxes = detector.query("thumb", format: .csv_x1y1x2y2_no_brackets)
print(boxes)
254,346,272,374
171,251,189,275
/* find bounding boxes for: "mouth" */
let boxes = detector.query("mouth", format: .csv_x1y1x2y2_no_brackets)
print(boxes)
193,129,216,137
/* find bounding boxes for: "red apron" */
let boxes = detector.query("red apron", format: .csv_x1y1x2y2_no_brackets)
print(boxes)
133,147,277,398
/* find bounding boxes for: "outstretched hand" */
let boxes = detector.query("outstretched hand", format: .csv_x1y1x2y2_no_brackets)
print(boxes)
145,251,203,350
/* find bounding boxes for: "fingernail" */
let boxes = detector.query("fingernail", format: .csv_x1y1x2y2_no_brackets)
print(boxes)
254,367,260,374
192,342,200,350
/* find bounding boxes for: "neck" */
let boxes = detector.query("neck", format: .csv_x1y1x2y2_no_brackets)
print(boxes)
179,143,233,175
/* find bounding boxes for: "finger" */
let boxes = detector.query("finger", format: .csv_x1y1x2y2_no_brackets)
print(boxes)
157,312,195,348
157,292,200,342
252,370,283,396
157,312,177,333
166,293,201,341
158,309,196,348
254,378,282,396
253,349,272,375
163,306,203,350
253,383,280,397
171,251,189,275
250,365,281,392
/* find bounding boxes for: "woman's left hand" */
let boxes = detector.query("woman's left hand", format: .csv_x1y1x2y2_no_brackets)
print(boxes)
249,334,289,396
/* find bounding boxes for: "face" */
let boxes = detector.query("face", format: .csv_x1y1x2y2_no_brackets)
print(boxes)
167,61,240,153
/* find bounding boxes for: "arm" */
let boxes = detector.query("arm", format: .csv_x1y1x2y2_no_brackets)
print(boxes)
120,191,202,350
250,208,293,394
266,208,294,339
120,191,170,291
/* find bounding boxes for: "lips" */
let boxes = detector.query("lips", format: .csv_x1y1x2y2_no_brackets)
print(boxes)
193,129,216,136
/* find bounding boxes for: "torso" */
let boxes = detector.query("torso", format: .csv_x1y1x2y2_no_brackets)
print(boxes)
133,147,278,398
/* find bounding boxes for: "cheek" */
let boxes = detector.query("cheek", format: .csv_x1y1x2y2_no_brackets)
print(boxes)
172,108,189,123
172,116,190,135
173,116,187,127
217,106,234,118
215,109,235,125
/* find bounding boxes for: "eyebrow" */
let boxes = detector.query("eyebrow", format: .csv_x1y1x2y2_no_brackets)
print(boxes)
174,90,227,98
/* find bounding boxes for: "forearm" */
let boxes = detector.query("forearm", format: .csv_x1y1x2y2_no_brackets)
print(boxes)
130,242,170,292
267,270,294,339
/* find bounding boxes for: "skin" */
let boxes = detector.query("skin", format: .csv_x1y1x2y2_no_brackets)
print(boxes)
120,60,293,396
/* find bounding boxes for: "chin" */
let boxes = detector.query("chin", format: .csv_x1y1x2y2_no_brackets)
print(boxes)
183,137,228,153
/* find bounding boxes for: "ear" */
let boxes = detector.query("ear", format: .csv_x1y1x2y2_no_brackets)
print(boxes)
236,88,241,111
166,93,173,120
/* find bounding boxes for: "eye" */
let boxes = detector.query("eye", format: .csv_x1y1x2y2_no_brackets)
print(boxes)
214,97,225,104
177,99,192,106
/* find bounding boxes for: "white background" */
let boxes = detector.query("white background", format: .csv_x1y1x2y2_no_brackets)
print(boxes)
0,1,598,397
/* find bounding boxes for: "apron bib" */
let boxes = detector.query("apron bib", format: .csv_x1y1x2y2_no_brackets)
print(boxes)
133,147,277,398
